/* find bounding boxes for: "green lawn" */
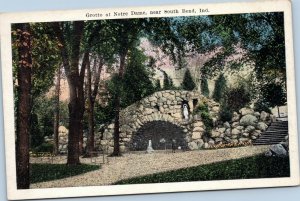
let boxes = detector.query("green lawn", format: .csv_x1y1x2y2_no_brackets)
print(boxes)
115,155,290,184
30,163,100,183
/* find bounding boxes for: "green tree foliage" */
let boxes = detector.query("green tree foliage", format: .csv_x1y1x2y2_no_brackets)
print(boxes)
212,74,227,102
30,113,43,149
162,71,175,90
201,78,209,97
154,79,162,91
182,69,196,91
193,103,213,134
219,84,251,122
122,48,155,107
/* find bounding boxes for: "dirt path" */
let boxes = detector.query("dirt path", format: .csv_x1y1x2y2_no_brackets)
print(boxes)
30,145,269,188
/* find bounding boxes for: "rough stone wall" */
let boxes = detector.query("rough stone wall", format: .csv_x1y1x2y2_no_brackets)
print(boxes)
96,90,219,154
56,90,274,154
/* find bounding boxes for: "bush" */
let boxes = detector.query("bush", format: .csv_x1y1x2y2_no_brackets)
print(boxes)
31,163,100,183
212,74,227,102
254,100,272,113
219,84,251,122
193,103,213,133
201,78,209,97
219,105,233,122
34,143,54,153
181,69,196,91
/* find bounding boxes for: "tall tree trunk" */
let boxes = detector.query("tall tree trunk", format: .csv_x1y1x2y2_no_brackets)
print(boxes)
53,21,85,165
112,53,127,156
53,67,60,155
16,23,32,189
86,57,103,157
67,80,82,165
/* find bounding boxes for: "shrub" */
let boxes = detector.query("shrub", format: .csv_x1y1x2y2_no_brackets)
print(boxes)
193,103,213,133
212,74,227,102
181,69,196,91
34,142,54,153
254,100,272,113
201,78,209,97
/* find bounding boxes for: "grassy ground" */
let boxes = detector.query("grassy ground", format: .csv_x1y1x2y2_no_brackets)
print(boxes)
115,155,290,184
30,163,100,183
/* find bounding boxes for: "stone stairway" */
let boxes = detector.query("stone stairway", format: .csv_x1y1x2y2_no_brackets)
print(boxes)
253,121,288,145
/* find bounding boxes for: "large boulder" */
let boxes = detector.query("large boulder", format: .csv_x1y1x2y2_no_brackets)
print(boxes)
239,114,258,126
269,144,288,157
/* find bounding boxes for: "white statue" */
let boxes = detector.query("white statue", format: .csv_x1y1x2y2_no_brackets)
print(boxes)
146,140,154,153
183,104,189,120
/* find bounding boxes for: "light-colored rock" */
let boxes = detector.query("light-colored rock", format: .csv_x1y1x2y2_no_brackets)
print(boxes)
239,108,254,116
245,125,255,133
218,127,226,133
194,121,204,127
269,144,288,157
215,138,223,143
193,127,204,132
252,130,262,137
260,111,269,121
236,126,244,130
232,112,240,122
108,124,115,129
242,132,250,137
239,138,249,143
231,135,238,139
254,112,260,117
192,132,202,140
239,114,258,126
197,139,204,149
204,142,209,149
257,122,268,131
58,126,68,134
211,130,221,138
188,142,198,150
223,122,230,129
225,128,231,136
232,122,239,128
231,128,241,135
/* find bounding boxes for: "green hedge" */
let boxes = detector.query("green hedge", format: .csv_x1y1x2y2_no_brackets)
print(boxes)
115,155,290,184
31,163,100,183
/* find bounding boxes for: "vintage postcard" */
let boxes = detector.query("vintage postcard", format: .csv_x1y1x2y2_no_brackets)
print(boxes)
0,0,299,200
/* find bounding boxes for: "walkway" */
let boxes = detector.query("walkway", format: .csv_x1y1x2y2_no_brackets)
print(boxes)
30,145,269,188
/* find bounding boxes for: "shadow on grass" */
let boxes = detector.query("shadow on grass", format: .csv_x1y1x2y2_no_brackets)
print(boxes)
115,154,290,184
30,163,100,183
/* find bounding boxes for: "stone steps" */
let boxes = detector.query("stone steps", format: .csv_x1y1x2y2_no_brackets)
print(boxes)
253,121,288,145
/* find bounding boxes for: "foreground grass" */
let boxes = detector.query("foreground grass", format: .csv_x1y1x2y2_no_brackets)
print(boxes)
31,163,100,183
115,155,290,184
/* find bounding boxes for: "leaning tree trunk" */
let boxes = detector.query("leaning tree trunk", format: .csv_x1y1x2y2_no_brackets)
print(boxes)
16,23,32,189
53,67,60,155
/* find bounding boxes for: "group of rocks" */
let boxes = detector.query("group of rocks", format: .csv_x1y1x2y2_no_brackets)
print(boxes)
53,90,289,155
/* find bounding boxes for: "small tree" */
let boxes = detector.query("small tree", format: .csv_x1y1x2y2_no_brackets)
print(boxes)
162,71,175,90
201,78,209,97
213,74,226,102
181,69,196,91
261,82,287,117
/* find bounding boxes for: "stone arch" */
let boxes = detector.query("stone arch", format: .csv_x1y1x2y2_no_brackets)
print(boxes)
130,120,187,151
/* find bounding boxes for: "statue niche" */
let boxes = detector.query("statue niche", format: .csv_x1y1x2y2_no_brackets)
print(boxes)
182,100,190,120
